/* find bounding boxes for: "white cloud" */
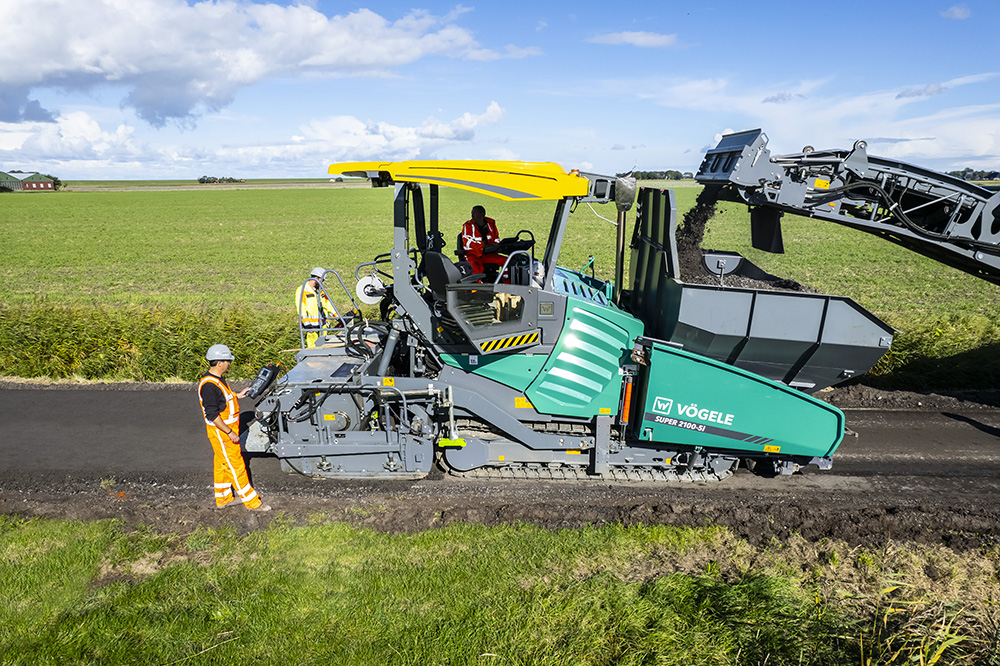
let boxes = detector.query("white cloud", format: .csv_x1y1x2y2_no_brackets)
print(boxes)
0,102,508,177
1,112,145,159
941,4,971,19
465,44,544,61
944,73,1000,86
896,83,944,99
485,147,520,161
308,102,506,165
871,104,1000,164
0,1,532,127
588,31,678,48
896,74,998,99
629,73,1000,168
0,111,171,176
761,92,807,104
219,101,506,170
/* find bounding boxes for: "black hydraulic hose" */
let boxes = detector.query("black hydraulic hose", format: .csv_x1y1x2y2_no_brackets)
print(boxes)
255,409,280,432
340,319,369,359
342,326,362,358
287,392,315,423
814,181,998,253
354,322,374,359
355,325,375,359
287,379,353,423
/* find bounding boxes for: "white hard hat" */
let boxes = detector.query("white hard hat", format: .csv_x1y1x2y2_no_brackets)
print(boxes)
206,344,235,361
310,267,326,279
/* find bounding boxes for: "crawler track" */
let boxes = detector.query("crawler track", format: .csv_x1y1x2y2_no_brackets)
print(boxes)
448,417,735,482
447,464,730,483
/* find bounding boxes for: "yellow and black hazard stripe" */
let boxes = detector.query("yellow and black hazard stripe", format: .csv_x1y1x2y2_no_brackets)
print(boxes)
479,330,540,353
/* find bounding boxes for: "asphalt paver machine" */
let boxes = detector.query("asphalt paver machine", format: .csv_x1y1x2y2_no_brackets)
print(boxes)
248,158,901,482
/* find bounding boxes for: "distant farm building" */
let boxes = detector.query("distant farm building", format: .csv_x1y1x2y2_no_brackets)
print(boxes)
0,171,56,191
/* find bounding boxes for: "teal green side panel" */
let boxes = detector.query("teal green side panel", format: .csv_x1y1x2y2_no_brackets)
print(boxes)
439,352,546,392
525,299,643,417
551,267,614,305
638,342,845,458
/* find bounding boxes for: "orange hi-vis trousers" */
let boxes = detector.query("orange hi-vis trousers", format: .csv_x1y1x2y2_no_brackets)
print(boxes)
206,425,262,509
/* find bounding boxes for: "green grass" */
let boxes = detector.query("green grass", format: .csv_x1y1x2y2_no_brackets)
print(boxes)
2,516,997,665
0,187,559,310
5,184,995,319
1,184,998,385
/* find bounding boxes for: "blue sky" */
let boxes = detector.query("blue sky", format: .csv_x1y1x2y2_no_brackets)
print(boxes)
1,0,997,179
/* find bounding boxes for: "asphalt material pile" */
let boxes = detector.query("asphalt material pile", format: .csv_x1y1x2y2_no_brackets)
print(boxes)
674,186,811,292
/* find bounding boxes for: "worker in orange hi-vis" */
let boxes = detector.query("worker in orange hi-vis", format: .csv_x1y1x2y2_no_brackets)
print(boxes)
198,344,271,511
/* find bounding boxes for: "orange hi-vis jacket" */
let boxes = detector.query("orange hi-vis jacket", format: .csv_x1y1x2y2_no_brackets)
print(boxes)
199,372,240,436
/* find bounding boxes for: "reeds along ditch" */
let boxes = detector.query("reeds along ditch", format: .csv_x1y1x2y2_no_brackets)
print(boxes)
0,302,300,381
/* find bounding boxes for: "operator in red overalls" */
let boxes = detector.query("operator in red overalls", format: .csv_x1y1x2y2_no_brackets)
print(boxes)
198,344,270,511
460,205,507,279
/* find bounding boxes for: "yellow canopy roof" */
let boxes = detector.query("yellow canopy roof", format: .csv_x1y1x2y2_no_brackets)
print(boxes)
329,160,591,201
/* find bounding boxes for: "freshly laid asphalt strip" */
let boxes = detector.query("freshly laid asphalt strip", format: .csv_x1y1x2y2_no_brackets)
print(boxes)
0,388,286,487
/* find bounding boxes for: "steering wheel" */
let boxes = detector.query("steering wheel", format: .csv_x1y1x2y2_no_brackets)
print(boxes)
494,229,535,254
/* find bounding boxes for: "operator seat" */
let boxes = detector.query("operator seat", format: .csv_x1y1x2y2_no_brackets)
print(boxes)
423,252,485,301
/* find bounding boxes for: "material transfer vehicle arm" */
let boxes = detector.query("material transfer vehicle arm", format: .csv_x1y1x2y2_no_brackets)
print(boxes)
696,129,1000,285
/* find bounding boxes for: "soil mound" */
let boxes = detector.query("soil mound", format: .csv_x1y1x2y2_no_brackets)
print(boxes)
674,186,811,292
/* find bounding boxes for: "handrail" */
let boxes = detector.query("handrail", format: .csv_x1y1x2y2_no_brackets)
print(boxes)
493,250,533,285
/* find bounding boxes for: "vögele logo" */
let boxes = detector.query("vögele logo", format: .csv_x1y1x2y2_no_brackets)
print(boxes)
652,396,673,415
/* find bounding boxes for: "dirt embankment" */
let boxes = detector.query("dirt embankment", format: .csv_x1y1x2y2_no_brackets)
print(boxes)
5,465,1000,552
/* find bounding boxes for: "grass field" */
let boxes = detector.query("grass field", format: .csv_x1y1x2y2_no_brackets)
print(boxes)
2,515,997,665
2,181,999,385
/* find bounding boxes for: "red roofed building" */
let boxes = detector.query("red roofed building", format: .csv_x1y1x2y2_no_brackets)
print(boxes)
0,171,56,191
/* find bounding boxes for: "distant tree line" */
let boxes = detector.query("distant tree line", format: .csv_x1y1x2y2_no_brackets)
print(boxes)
632,170,694,180
198,176,245,184
947,168,1000,182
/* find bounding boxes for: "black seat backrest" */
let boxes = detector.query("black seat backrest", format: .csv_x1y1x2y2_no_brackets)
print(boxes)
455,231,466,261
423,251,463,301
